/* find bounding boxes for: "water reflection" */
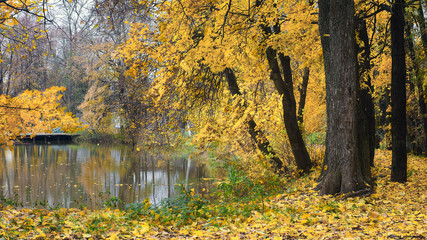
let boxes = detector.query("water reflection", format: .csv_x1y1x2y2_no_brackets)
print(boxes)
0,144,209,209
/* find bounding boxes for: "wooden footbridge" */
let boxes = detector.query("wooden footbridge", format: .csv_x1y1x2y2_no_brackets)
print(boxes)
18,127,80,144
18,133,79,144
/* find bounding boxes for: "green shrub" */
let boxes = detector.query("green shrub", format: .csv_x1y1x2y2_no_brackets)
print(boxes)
124,166,285,227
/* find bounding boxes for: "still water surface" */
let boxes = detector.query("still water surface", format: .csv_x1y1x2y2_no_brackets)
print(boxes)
0,144,209,209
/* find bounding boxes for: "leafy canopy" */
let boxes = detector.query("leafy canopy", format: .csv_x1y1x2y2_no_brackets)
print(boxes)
0,86,86,148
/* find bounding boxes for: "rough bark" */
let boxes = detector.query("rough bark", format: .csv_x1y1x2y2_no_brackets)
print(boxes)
317,0,332,180
224,68,286,174
297,67,310,126
316,0,371,195
390,0,407,183
356,19,376,167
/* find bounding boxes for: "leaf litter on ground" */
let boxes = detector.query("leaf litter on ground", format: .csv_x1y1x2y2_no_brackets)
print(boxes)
0,149,426,239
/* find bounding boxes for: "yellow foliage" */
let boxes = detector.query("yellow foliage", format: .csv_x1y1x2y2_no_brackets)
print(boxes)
0,86,86,148
78,82,114,132
119,0,325,172
0,0,45,26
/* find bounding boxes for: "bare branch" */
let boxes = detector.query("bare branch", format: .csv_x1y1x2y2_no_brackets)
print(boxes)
221,0,232,42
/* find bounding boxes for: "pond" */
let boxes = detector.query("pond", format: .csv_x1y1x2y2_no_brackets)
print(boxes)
0,144,210,209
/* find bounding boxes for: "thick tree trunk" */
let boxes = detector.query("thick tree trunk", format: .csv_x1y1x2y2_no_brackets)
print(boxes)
316,0,371,195
356,81,375,177
297,67,310,126
317,0,332,180
390,0,407,183
356,19,376,167
224,68,286,174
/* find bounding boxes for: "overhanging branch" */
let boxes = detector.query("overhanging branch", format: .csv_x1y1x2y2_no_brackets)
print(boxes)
0,105,38,111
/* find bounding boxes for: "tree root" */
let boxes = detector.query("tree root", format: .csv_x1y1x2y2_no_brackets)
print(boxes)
341,188,372,199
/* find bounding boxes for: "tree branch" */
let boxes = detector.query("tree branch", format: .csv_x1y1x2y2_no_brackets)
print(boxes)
1,0,53,23
221,0,232,42
0,105,38,111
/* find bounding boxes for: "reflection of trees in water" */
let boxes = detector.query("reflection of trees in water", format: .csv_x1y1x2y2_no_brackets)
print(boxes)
0,145,78,207
0,144,209,209
79,146,123,208
79,148,209,207
0,150,10,197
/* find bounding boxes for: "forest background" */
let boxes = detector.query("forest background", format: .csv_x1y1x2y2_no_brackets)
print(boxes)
0,0,426,238
1,0,426,180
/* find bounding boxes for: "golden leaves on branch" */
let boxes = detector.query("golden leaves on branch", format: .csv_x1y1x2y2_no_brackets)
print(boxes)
0,86,86,148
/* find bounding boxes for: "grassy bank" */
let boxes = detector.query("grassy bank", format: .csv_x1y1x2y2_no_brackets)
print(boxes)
0,150,425,239
73,129,124,144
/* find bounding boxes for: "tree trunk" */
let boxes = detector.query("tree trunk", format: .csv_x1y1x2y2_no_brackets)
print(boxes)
418,4,427,48
416,4,427,155
0,65,3,95
261,25,312,173
277,55,312,173
406,13,425,155
377,86,391,148
356,19,376,167
390,0,407,183
316,0,371,195
297,67,310,126
224,68,286,174
419,88,427,155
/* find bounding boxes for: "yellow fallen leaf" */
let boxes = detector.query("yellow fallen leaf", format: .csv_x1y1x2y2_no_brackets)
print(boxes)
107,231,120,240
